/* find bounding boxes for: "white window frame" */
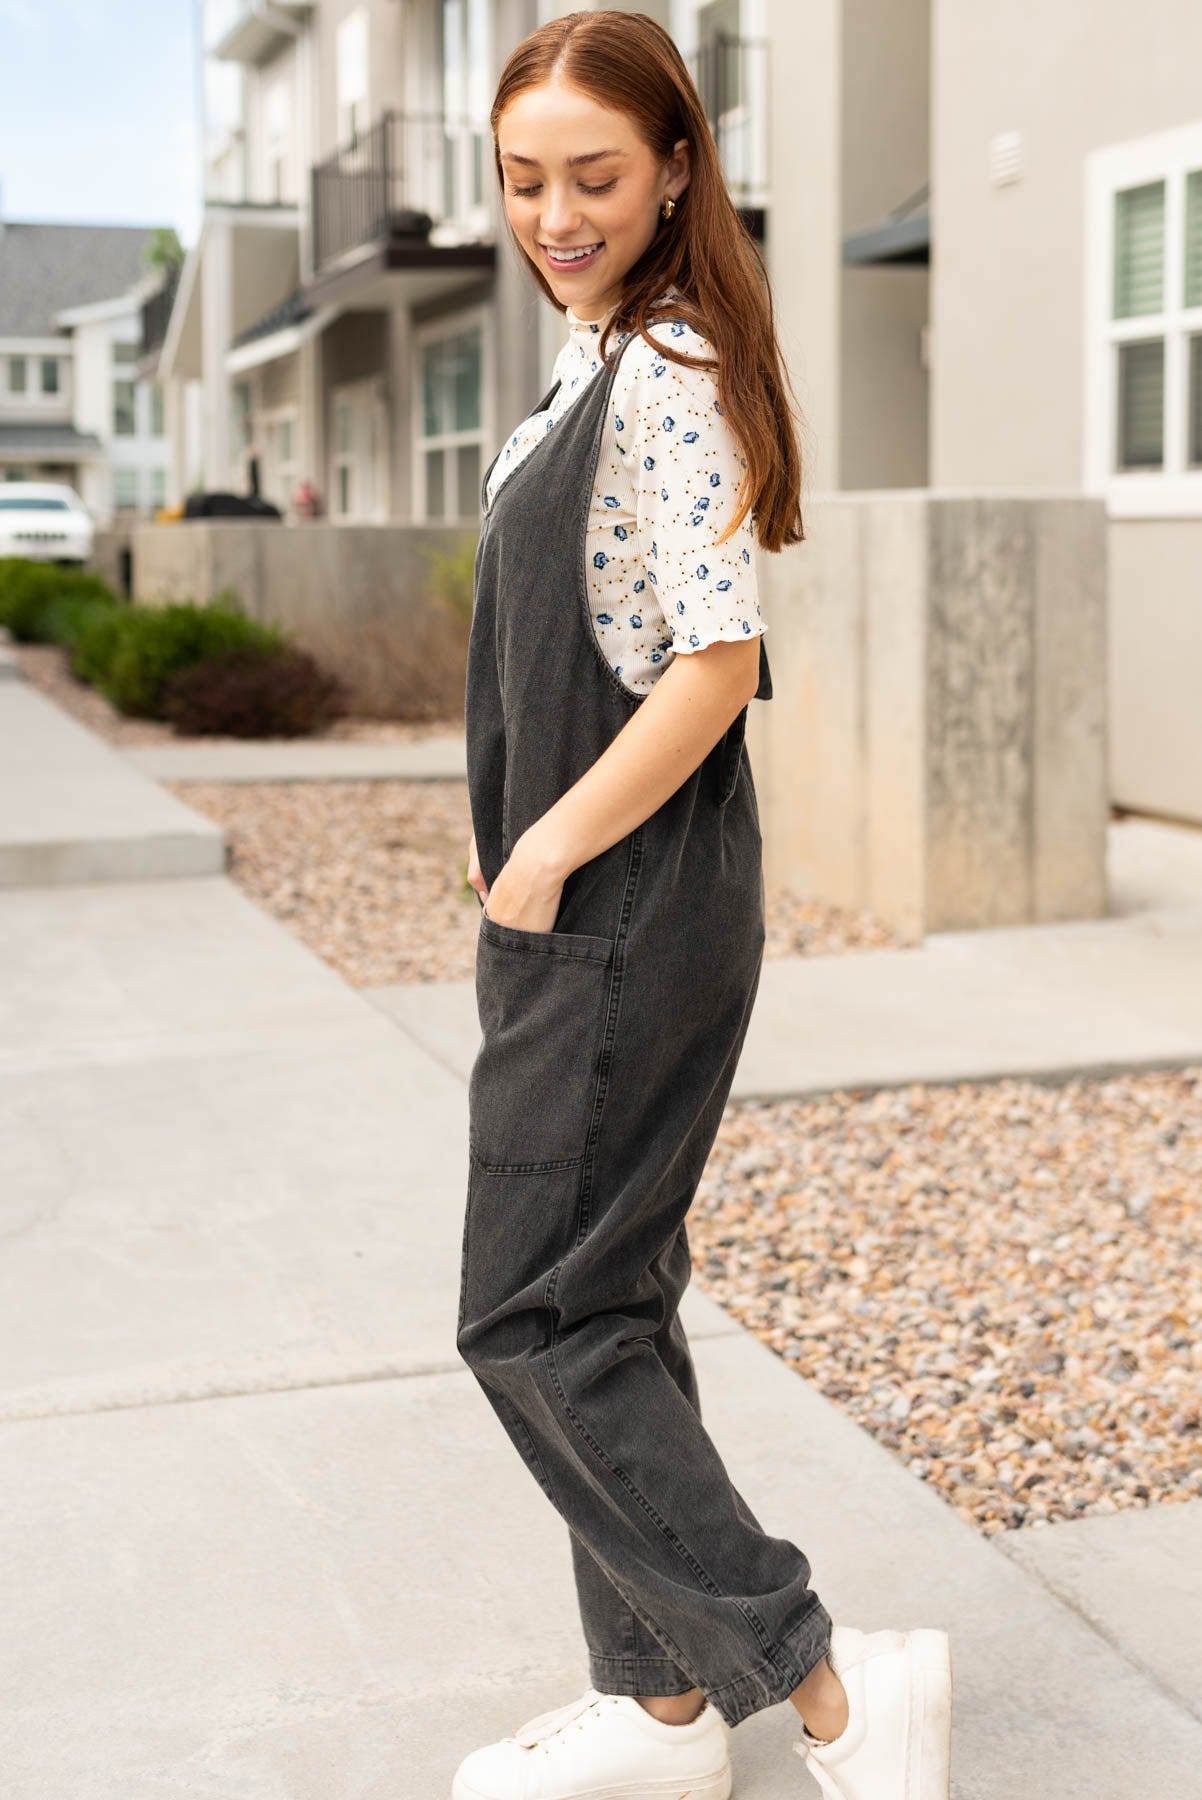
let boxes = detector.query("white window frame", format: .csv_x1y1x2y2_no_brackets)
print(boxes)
261,403,299,512
336,7,369,146
412,304,493,524
330,376,389,522
113,467,141,512
264,74,291,203
1085,117,1202,518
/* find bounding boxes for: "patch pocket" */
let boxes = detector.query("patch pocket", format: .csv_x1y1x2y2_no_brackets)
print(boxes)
469,916,616,1172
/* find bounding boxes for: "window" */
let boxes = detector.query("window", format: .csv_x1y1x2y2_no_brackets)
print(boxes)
113,468,140,511
330,380,388,521
230,381,253,454
264,408,298,508
113,341,138,365
150,383,165,437
40,358,60,396
441,0,489,220
113,380,136,436
336,9,368,144
415,317,486,522
150,467,167,510
8,356,27,395
1087,120,1202,514
265,77,290,202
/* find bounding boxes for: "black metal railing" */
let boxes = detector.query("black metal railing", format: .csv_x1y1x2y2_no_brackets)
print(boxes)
311,110,489,273
687,34,768,210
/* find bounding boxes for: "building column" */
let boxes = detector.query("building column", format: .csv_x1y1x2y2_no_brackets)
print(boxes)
200,216,233,488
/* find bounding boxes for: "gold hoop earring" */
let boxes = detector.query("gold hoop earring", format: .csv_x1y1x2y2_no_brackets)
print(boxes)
661,194,676,222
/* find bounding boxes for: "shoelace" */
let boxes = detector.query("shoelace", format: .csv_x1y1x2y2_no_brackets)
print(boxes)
513,1689,620,1751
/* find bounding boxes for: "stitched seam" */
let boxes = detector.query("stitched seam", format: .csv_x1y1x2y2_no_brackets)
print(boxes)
569,825,644,1253
543,1349,785,1674
478,923,614,964
701,1603,831,1706
468,1148,585,1176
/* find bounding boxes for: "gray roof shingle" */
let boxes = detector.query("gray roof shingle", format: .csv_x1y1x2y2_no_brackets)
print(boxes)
0,221,168,338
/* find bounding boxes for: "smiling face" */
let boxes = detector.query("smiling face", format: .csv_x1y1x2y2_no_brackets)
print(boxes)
497,75,689,321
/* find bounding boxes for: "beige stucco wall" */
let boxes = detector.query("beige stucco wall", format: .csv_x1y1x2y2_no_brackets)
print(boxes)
839,0,930,491
931,0,1202,823
763,0,842,502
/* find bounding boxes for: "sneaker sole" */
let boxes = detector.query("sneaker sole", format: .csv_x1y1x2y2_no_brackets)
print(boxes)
451,1768,732,1800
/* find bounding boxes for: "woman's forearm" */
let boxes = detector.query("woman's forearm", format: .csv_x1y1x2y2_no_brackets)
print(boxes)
520,634,762,884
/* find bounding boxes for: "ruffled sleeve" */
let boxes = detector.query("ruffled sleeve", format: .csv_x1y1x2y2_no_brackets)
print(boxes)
615,317,766,655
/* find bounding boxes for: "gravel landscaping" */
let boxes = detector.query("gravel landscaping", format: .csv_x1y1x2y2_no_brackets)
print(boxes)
691,1073,1202,1536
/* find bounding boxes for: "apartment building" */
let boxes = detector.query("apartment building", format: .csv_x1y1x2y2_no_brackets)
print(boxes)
153,0,764,527
154,0,1202,821
0,211,172,524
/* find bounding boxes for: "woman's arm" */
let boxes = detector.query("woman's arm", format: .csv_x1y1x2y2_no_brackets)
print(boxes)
475,633,760,928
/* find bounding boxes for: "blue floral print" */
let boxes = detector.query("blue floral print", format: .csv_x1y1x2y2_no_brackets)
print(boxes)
482,287,766,694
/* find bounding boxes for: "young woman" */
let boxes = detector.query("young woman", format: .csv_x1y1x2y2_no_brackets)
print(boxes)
454,13,952,1799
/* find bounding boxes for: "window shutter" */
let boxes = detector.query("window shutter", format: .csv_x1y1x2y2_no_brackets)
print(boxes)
1116,339,1165,469
1186,168,1202,310
1113,180,1165,318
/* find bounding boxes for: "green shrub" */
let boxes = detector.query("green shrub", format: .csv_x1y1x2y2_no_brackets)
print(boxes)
0,558,117,642
69,605,133,687
420,533,479,627
40,594,120,653
161,645,348,737
92,601,287,719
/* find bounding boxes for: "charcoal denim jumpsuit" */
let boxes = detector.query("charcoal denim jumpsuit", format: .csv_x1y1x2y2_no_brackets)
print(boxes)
457,320,834,1729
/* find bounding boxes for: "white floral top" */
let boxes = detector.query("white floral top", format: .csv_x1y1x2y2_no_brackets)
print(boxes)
484,290,767,695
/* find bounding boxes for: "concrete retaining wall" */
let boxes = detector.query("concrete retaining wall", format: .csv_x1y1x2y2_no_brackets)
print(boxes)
748,493,1109,939
122,499,1109,939
126,523,475,717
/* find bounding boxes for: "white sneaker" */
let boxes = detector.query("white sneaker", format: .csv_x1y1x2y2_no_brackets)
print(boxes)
792,1625,953,1799
450,1684,733,1800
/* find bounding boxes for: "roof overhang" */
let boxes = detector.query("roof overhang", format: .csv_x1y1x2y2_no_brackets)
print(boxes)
305,239,496,313
842,187,931,267
0,424,105,462
159,205,301,383
54,275,162,329
226,303,341,374
210,0,311,64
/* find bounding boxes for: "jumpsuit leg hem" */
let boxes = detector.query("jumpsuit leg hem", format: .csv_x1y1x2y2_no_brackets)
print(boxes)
588,1651,701,1699
698,1598,835,1730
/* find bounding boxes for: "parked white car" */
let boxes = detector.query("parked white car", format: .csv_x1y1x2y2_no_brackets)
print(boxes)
0,482,95,565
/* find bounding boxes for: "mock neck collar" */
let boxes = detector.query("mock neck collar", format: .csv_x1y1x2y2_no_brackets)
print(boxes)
565,299,622,344
564,284,685,347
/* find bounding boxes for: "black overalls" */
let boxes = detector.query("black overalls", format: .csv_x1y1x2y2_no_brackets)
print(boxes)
457,318,833,1729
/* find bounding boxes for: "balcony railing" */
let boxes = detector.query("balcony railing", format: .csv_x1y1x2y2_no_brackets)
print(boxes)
687,34,769,216
312,110,489,274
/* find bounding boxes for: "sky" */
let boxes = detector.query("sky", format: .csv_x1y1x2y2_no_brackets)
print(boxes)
0,0,201,247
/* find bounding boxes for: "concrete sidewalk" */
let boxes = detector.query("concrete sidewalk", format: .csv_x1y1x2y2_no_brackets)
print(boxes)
2,690,1201,1796
121,733,467,784
0,680,224,887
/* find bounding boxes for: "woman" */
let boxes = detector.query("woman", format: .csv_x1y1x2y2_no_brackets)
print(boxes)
454,13,952,1798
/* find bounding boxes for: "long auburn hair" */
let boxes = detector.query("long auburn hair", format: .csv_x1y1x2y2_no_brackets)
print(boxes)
490,9,810,551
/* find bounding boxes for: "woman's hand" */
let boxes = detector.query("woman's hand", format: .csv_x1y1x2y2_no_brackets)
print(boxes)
478,828,567,932
467,829,487,909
